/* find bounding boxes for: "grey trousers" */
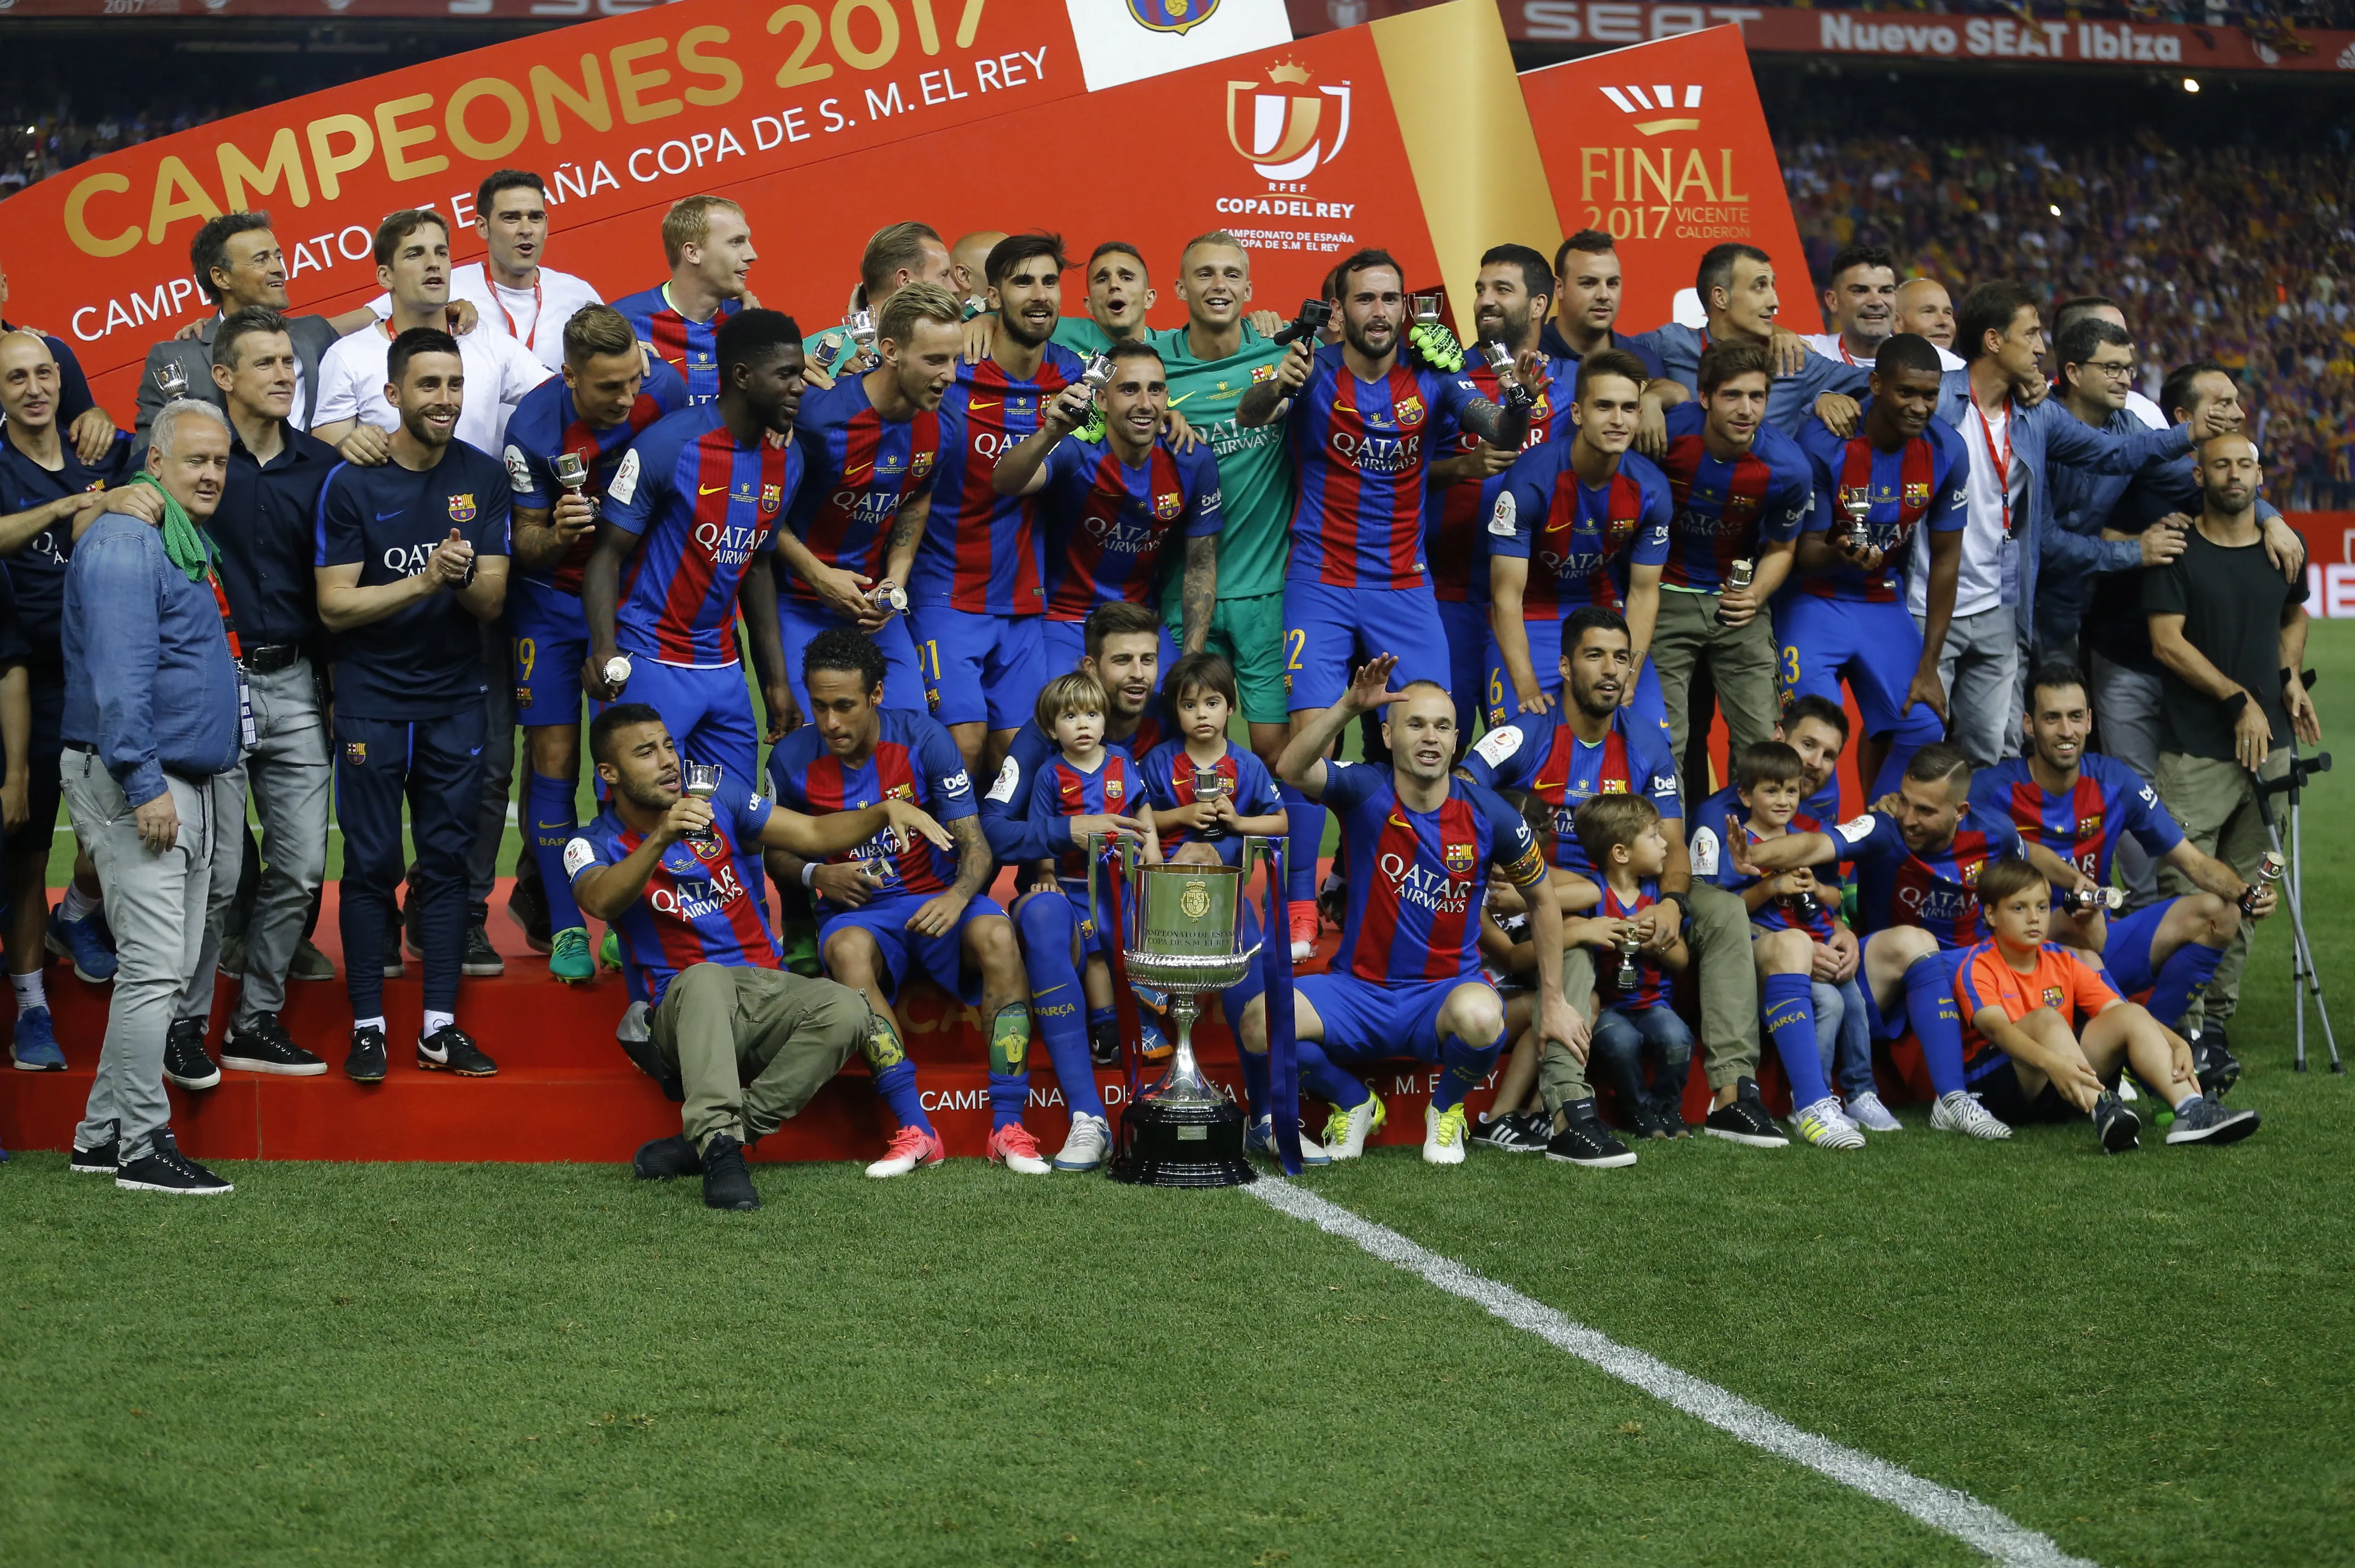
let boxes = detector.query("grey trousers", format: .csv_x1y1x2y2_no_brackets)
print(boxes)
2089,652,2166,907
466,625,518,916
1915,604,2019,766
65,755,237,1162
179,657,330,1027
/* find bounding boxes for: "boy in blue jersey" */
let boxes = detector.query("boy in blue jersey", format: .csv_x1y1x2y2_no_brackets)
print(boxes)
313,328,513,1084
1142,652,1287,866
1570,795,1693,1144
503,304,689,980
610,196,755,406
569,703,950,1209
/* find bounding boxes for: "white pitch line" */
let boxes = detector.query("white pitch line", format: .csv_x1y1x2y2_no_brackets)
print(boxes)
1248,1178,2099,1568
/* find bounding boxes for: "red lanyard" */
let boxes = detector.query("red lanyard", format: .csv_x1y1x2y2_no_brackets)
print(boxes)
489,277,544,353
1973,402,2013,537
201,561,242,662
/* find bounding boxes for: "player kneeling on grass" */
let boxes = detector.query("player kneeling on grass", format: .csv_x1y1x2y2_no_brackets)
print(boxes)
766,630,1025,1180
568,703,952,1211
1565,795,1694,1144
1240,657,1577,1164
1954,858,2258,1150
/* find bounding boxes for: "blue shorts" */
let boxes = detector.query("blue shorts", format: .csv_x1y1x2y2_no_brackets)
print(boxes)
819,888,1008,1005
1281,579,1452,714
1296,972,1479,1064
780,597,927,718
1039,617,1179,691
2099,899,2176,996
1483,624,1671,745
510,578,590,729
912,606,1045,730
1437,598,1487,738
619,658,757,784
1859,942,1961,1042
1775,594,1939,745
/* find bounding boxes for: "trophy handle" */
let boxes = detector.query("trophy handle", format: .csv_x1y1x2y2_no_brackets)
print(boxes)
1084,831,1106,936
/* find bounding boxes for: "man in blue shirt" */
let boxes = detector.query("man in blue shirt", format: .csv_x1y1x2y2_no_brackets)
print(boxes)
60,399,244,1196
314,327,513,1084
1624,244,1870,439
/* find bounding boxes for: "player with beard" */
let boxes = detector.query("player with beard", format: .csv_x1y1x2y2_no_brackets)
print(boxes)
910,233,1088,774
1802,244,1899,369
1239,248,1528,963
613,196,758,407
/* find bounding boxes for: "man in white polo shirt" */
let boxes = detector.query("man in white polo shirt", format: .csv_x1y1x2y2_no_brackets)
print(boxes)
368,170,602,375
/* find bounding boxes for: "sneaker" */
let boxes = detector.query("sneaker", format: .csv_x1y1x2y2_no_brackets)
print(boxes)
1622,1095,1671,1141
1545,1099,1637,1168
632,1134,699,1180
988,1122,1051,1175
1791,1095,1865,1150
220,1014,326,1077
1288,899,1319,963
1316,872,1348,933
1469,1110,1550,1154
10,1006,64,1071
699,1133,760,1210
1702,1077,1791,1147
1138,1018,1172,1063
289,940,336,983
2165,1093,2260,1147
2192,1029,2243,1099
1053,1112,1111,1172
866,1124,945,1178
2093,1090,2141,1154
1088,1016,1123,1067
1648,1095,1691,1137
461,921,504,978
344,1026,388,1083
216,930,246,979
1930,1089,2013,1140
162,1019,221,1090
1845,1090,1904,1133
46,905,118,983
617,1000,650,1044
1423,1101,1470,1164
507,876,553,955
114,1129,232,1195
1321,1090,1386,1160
69,1125,118,1174
417,1024,498,1076
1245,1114,1332,1166
547,928,596,985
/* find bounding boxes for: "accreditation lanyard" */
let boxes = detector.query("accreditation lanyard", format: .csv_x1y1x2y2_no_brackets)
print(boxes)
200,560,258,749
490,278,544,353
1973,401,2014,538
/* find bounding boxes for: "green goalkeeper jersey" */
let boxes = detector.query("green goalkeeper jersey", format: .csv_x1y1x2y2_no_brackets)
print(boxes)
1149,322,1295,602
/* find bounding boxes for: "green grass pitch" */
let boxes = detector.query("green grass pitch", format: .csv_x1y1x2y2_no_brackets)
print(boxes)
6,628,2354,1567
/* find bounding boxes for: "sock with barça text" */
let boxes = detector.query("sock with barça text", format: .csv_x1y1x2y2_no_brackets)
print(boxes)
1761,972,1832,1107
526,772,585,934
1435,1023,1505,1112
1904,954,1967,1098
1014,896,1103,1118
986,1003,1032,1130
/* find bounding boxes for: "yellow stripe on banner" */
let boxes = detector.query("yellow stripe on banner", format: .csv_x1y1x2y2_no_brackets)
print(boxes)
1370,0,1560,340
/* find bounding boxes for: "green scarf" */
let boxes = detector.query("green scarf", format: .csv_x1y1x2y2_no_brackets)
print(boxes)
126,472,215,584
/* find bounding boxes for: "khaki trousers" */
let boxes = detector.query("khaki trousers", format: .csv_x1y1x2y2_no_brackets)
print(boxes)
1649,587,1782,781
650,963,870,1152
2154,748,2286,1028
1537,882,1761,1109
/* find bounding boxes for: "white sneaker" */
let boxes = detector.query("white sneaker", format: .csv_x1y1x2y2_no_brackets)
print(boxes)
616,1000,650,1045
1845,1090,1904,1133
1245,1114,1331,1166
1791,1095,1865,1149
1930,1089,2014,1140
1321,1090,1386,1160
1052,1113,1110,1172
1290,939,1314,962
1422,1101,1470,1164
2116,1077,2140,1103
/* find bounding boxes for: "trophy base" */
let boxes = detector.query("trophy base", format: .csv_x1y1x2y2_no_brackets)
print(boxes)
1107,1097,1256,1188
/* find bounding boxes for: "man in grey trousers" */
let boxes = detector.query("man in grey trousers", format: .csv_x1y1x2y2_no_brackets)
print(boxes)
60,398,246,1195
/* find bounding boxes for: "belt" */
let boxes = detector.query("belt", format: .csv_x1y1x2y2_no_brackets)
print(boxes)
244,644,304,674
63,740,94,755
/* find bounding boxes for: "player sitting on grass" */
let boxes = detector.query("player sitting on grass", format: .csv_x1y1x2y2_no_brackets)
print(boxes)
764,630,1028,1181
568,704,951,1211
1954,858,2259,1150
1567,794,1693,1143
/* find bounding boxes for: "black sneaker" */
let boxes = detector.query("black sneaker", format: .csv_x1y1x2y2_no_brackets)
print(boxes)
461,920,504,978
618,1031,685,1102
417,1024,498,1077
220,1013,327,1077
69,1124,118,1174
1703,1076,1791,1148
1469,1110,1550,1154
1544,1099,1637,1169
344,1026,389,1084
115,1129,233,1195
700,1133,760,1210
507,871,553,955
2192,1026,2242,1098
2165,1093,2261,1146
1622,1095,1670,1141
1649,1095,1691,1137
161,1019,220,1091
1088,1016,1123,1067
2093,1090,2141,1154
633,1134,699,1180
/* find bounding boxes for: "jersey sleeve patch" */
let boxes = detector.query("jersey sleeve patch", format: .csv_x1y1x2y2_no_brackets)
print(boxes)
1487,489,1518,537
1689,826,1720,878
607,447,641,507
985,755,1022,805
1471,724,1525,769
561,837,600,881
1834,813,1876,846
503,444,533,495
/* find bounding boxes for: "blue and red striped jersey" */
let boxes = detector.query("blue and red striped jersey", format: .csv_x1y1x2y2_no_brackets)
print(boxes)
1039,435,1223,620
1284,344,1487,590
766,707,976,905
1970,753,2184,886
1462,709,1682,879
914,347,1087,614
565,776,779,1006
1322,760,1547,984
1654,399,1814,593
612,285,741,406
601,404,798,667
1597,878,1676,1011
1139,738,1280,864
1685,796,1842,943
782,374,941,610
1485,442,1672,618
1794,409,1970,603
502,359,689,595
1426,351,1574,603
1026,749,1144,893
1829,805,2026,949
979,714,1167,866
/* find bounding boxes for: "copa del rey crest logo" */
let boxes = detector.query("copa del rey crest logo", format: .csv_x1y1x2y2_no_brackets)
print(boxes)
1128,0,1219,35
1227,60,1352,181
1601,82,1703,136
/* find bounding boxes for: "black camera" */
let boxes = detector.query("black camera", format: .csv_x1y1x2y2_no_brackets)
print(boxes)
1271,299,1332,346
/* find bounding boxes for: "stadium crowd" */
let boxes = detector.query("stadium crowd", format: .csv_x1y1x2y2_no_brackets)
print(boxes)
0,160,2309,1207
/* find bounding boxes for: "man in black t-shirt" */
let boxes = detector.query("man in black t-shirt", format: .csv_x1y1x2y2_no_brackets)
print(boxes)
314,328,511,1083
2144,431,2317,1040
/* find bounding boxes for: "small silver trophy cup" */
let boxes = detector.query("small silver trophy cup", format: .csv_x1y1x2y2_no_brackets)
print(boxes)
867,580,908,615
1088,832,1271,1187
152,362,191,400
1076,352,1115,404
681,761,722,850
552,450,597,524
1411,293,1442,326
1837,484,1873,547
846,308,877,363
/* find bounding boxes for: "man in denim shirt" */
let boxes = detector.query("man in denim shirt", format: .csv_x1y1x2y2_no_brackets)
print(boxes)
59,399,245,1196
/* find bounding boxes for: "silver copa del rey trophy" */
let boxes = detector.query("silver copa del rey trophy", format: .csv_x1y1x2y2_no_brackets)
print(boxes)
1087,832,1273,1187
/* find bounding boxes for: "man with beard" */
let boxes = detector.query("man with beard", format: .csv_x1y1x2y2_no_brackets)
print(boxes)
613,196,759,407
1802,243,1900,369
1535,229,1662,374
313,329,512,1083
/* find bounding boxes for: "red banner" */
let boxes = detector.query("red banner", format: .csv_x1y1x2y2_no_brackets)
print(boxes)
1520,23,1819,334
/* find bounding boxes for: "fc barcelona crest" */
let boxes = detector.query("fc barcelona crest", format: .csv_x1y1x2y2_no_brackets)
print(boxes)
759,483,783,513
2042,986,2065,1009
1443,841,1476,876
1903,481,1931,509
1105,777,1125,801
1128,0,1219,35
1395,394,1426,427
1600,778,1629,794
1153,491,1184,521
447,493,477,524
911,450,935,480
2077,816,2101,838
344,742,366,765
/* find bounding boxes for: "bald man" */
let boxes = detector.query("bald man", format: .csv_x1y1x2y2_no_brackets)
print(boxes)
950,231,1007,317
1894,279,1966,369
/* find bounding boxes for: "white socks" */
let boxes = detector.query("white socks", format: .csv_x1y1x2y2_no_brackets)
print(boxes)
58,883,100,923
11,970,45,1014
422,1010,455,1038
354,1015,386,1033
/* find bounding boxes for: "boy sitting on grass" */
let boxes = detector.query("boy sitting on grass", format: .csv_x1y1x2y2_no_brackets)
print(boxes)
1954,858,2259,1151
1566,794,1692,1141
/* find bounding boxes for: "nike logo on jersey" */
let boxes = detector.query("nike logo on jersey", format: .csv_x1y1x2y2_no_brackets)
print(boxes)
376,510,403,521
843,462,874,479
1168,392,1196,406
699,484,727,495
968,398,999,411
